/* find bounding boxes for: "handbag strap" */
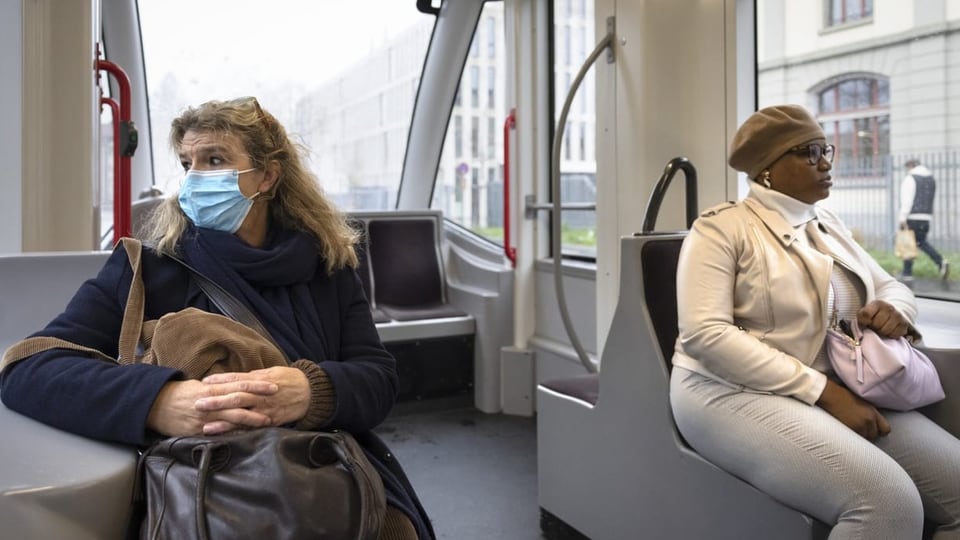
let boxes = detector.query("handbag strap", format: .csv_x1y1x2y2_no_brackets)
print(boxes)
166,253,289,362
119,238,288,362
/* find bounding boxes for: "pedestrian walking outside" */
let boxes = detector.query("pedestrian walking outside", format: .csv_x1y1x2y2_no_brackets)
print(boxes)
899,158,949,281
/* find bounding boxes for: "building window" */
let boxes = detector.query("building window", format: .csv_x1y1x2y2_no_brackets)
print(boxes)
487,17,496,58
454,115,463,158
487,67,496,109
817,76,889,177
826,0,873,27
471,116,479,158
470,66,479,108
487,116,496,158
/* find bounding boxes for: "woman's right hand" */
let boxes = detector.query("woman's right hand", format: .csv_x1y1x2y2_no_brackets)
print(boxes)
816,379,891,440
146,379,278,437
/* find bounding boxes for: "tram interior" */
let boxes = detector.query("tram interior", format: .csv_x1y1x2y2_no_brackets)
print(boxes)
2,1,960,539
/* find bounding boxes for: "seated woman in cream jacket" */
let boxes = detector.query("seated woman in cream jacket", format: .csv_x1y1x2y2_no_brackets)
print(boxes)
670,104,960,539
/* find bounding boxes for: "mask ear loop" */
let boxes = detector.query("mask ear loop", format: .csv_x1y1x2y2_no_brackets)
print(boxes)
251,189,276,202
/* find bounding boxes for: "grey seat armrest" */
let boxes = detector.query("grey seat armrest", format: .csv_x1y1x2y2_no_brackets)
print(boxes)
920,348,960,438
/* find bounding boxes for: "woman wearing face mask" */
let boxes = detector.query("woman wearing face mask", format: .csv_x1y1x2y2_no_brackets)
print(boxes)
0,97,434,540
669,105,960,538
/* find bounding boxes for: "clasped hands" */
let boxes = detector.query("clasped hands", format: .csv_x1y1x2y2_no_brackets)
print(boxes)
147,365,310,437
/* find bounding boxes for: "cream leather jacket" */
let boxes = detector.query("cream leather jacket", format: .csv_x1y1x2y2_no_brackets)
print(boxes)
671,191,917,405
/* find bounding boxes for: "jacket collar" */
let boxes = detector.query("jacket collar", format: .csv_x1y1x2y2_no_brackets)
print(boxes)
743,183,818,248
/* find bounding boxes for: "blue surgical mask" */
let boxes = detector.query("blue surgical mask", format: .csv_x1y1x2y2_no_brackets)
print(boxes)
178,168,259,233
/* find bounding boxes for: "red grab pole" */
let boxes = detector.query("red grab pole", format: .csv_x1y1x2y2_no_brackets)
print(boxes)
96,58,136,243
100,97,121,243
502,108,517,267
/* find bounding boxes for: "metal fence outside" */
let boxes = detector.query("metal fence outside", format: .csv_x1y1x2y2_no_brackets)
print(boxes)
822,152,959,253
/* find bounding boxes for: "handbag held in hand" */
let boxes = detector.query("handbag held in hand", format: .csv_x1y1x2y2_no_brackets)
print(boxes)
825,318,944,411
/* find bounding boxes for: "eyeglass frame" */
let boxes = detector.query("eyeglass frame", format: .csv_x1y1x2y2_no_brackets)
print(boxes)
787,143,835,166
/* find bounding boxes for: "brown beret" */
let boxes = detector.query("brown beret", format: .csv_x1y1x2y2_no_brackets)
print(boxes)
728,104,825,179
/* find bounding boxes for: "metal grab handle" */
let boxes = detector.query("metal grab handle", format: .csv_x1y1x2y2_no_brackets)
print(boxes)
641,157,698,233
503,109,517,267
551,17,615,375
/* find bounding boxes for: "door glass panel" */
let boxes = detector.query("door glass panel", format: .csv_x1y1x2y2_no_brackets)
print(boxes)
432,3,508,243
553,0,597,259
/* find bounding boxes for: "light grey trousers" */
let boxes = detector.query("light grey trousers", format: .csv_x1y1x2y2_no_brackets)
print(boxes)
670,367,960,540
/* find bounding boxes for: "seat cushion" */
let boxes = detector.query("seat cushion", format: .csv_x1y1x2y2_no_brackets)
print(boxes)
540,374,599,406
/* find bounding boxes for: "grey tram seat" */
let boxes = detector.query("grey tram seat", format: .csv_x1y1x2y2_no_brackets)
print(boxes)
347,211,476,401
348,217,391,324
537,233,830,540
348,211,475,343
0,250,135,540
366,216,467,322
0,250,110,352
537,233,960,540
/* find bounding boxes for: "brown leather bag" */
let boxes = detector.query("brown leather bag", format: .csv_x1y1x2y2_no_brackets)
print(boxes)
139,427,385,540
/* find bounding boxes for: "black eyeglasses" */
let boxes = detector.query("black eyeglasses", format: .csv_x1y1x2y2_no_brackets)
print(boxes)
788,143,835,165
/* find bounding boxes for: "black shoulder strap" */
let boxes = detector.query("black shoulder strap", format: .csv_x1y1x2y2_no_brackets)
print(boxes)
167,253,288,359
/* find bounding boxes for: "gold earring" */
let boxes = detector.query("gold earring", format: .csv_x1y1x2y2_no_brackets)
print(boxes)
760,170,772,189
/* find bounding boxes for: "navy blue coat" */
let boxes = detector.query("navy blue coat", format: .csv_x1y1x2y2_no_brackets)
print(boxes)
0,243,434,539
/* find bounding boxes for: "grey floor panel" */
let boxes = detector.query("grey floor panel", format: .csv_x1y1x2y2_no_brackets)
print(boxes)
376,407,545,539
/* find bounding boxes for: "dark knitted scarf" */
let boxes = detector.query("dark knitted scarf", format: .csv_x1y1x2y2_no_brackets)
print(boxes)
179,225,328,362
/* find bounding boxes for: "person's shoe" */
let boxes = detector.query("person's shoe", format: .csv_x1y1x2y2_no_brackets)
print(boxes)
940,261,950,280
900,274,914,284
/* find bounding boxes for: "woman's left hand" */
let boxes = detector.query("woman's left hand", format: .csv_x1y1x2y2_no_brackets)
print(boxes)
857,300,910,339
196,366,311,434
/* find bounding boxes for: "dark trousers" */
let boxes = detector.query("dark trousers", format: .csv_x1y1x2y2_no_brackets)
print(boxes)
903,219,944,275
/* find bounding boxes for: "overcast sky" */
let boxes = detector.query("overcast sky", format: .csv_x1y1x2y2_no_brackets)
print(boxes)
137,0,430,189
139,0,427,88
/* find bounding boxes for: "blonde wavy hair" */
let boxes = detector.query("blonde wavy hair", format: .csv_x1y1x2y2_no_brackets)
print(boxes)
142,97,359,273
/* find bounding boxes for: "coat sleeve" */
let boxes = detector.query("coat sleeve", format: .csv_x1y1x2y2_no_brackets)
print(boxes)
0,247,180,445
314,267,398,433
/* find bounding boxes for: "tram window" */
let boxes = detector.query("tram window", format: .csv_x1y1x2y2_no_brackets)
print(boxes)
138,0,431,211
553,0,597,259
757,0,956,302
432,2,507,245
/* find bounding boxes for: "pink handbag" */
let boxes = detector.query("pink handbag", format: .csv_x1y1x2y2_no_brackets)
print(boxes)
826,318,945,411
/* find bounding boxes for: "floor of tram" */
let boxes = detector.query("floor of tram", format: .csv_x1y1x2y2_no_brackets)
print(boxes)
376,398,545,539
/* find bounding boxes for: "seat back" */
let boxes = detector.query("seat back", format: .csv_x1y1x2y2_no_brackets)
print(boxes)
347,217,374,303
367,217,447,308
640,236,684,371
0,251,110,351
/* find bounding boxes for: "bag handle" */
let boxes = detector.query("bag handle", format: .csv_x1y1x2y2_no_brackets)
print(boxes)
194,444,214,540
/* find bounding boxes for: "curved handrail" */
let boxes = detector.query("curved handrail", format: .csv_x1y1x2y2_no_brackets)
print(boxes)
503,109,517,267
96,58,136,244
551,21,615,375
100,96,121,247
641,157,698,233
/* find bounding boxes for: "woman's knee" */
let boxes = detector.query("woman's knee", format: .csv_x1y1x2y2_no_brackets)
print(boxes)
837,462,924,536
